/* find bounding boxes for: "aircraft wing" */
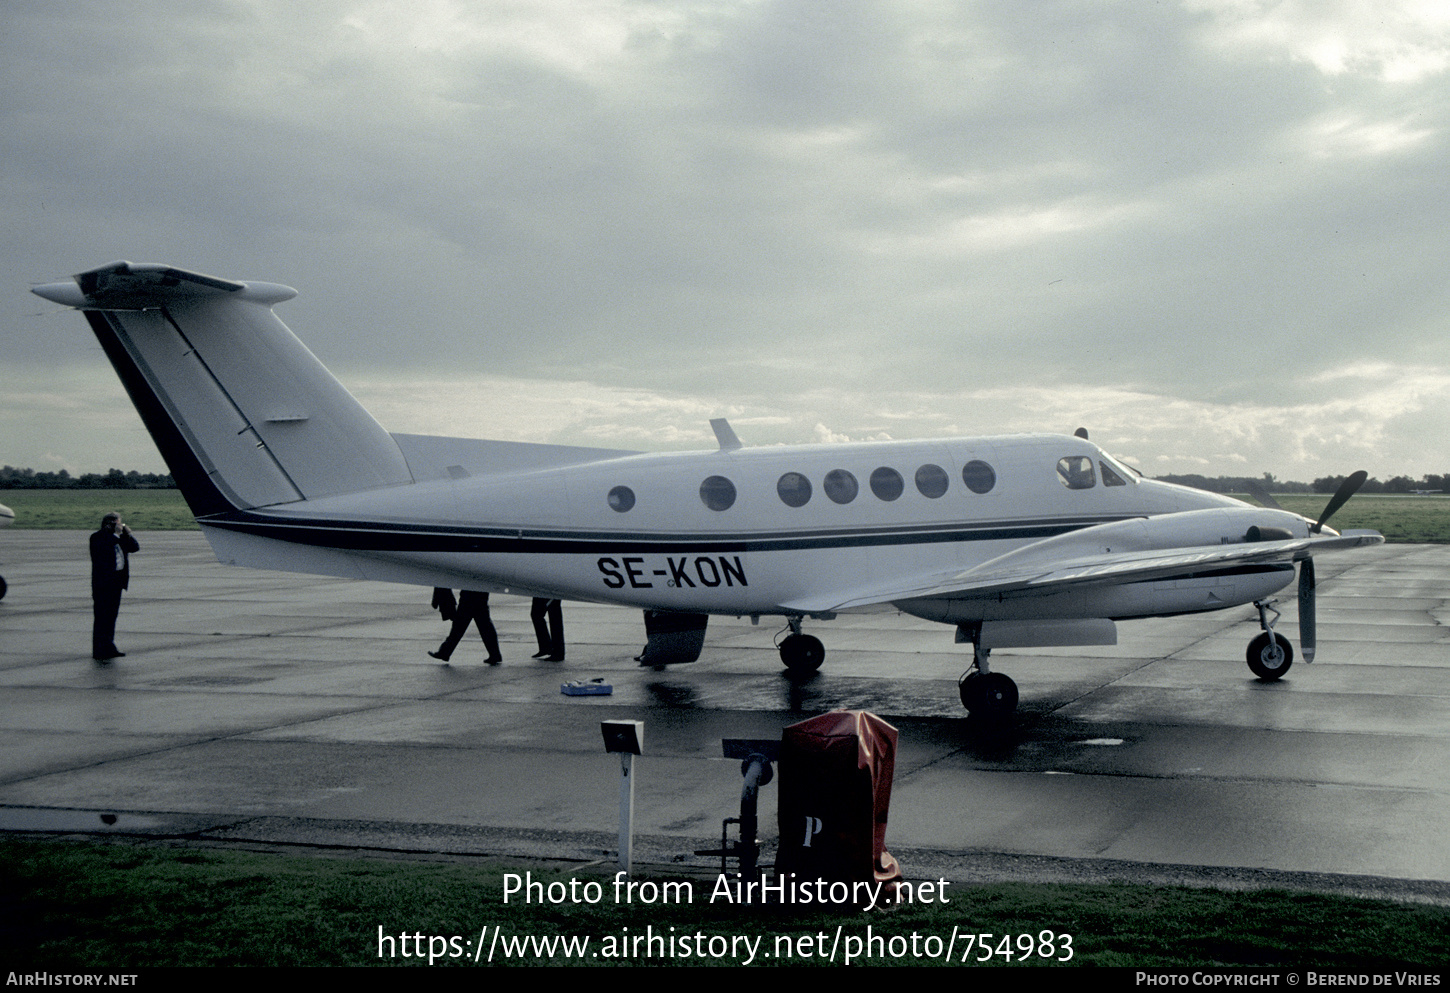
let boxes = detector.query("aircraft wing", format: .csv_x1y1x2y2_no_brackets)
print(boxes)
781,514,1383,614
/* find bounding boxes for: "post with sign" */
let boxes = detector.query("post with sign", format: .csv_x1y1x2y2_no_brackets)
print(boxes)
600,720,644,878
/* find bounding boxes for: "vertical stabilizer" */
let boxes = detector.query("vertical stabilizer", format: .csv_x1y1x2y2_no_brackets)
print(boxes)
33,262,413,516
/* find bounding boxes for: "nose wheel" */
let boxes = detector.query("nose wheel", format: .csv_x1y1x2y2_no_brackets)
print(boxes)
1247,600,1293,681
1247,631,1293,680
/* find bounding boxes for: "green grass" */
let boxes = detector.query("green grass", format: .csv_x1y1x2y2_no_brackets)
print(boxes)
1231,493,1450,544
0,489,198,530
2,839,1446,968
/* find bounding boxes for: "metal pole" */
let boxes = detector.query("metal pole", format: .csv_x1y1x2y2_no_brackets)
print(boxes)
618,750,635,877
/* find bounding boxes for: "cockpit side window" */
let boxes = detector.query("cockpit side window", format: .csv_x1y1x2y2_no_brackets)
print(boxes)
1100,460,1127,486
1057,456,1095,490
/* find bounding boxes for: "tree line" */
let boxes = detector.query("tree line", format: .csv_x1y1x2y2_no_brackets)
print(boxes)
1154,473,1448,495
0,466,175,489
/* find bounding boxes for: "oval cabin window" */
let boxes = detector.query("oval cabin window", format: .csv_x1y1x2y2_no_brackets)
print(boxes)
823,469,858,504
699,475,737,511
915,464,949,498
777,471,812,508
962,460,996,494
869,467,904,501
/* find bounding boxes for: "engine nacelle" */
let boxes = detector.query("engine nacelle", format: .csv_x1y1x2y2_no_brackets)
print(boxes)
899,507,1307,626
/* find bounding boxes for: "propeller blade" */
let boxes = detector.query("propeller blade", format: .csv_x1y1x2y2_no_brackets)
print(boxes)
1243,479,1286,512
1314,470,1368,533
1298,557,1316,663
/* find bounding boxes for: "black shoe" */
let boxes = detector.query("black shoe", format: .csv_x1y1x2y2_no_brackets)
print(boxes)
543,654,565,662
484,656,502,665
428,651,450,662
531,651,551,659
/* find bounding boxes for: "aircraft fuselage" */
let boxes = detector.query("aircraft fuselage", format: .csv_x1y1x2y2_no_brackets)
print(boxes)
199,432,1298,624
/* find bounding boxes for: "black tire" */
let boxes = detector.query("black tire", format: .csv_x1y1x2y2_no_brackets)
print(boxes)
976,672,1019,716
1247,632,1293,680
779,633,825,673
958,671,983,710
0,575,6,600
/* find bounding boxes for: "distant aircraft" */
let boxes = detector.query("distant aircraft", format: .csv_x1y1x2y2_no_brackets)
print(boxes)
33,262,1383,717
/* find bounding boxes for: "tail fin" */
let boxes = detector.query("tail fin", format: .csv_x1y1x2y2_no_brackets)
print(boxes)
33,261,412,517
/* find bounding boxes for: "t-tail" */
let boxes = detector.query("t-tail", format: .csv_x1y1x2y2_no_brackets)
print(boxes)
32,261,413,518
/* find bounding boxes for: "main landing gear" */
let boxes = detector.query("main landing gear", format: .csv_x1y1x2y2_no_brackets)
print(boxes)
778,616,825,674
1247,599,1293,681
957,631,1018,720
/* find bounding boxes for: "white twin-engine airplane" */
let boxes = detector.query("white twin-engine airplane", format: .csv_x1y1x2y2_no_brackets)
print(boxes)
33,262,1384,718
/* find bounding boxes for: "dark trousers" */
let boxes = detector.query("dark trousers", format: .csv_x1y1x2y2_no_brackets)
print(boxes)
437,592,500,661
92,585,122,658
531,598,564,656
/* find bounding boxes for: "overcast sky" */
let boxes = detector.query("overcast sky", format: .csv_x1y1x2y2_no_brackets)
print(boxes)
5,0,1449,482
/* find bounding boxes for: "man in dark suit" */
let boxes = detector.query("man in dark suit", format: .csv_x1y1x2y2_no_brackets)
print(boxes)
530,597,565,661
428,589,501,664
90,512,139,661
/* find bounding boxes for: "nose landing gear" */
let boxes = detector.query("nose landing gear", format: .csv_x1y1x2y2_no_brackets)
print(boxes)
1247,600,1294,681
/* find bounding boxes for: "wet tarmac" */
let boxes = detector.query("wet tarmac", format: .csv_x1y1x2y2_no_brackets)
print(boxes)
2,531,1448,895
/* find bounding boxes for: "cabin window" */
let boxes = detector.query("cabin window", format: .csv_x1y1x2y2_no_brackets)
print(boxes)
1100,460,1127,486
869,466,904,501
608,486,635,512
915,464,949,498
700,475,737,511
777,471,812,508
824,469,858,504
962,460,996,494
1057,456,1096,490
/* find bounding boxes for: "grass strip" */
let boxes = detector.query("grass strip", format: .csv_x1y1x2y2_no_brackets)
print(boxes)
1,490,198,531
3,839,1446,967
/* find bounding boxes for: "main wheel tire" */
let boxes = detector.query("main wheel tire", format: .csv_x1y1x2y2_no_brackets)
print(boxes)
958,671,984,710
1246,632,1293,680
779,633,825,673
976,672,1019,716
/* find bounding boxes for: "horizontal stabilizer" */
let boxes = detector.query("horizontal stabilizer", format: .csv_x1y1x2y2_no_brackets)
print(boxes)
32,260,294,311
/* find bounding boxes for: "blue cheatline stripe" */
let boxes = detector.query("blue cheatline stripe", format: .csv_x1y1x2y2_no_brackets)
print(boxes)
197,511,1142,555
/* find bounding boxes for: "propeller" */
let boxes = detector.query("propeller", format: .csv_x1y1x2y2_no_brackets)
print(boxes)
1298,470,1368,662
1243,478,1285,512
1299,557,1316,663
1313,470,1368,533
